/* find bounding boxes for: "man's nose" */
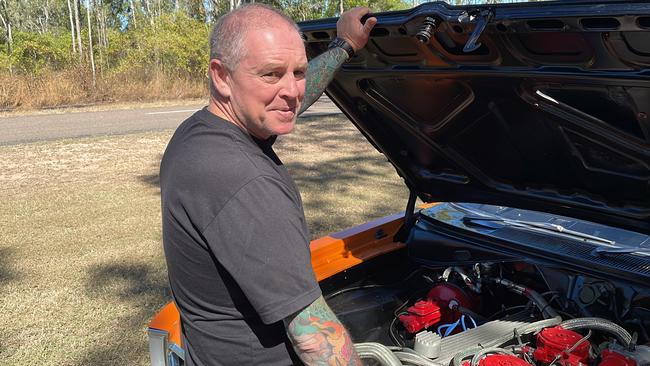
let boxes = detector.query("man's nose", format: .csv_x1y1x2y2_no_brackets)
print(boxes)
279,73,300,99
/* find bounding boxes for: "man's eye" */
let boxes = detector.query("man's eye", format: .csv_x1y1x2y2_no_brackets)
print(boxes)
294,71,306,80
262,72,281,82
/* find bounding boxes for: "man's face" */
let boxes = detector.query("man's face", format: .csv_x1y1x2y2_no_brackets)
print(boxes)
226,24,307,140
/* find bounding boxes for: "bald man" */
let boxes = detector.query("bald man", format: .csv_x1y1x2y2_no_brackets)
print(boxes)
160,4,376,365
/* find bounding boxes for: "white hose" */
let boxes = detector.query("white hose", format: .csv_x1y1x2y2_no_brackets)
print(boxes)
355,342,403,366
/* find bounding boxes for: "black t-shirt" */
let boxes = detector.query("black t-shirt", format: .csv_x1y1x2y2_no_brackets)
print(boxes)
160,108,321,366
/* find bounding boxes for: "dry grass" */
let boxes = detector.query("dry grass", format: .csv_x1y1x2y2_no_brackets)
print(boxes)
0,69,207,111
0,114,407,365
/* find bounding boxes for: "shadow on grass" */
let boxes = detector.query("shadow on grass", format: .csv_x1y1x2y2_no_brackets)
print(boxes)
139,153,163,191
139,173,160,188
0,247,18,287
285,155,407,239
78,262,170,365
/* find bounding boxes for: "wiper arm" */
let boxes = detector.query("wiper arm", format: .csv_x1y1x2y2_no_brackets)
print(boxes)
591,246,650,256
462,215,616,246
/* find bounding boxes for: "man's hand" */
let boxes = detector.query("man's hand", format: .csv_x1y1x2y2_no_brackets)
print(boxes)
337,7,377,52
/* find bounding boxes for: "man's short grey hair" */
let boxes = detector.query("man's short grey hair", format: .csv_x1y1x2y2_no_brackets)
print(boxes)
209,3,301,72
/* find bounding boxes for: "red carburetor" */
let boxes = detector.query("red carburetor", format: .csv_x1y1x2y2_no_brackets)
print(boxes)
467,354,531,366
478,355,530,366
399,283,474,334
532,326,591,366
598,349,636,366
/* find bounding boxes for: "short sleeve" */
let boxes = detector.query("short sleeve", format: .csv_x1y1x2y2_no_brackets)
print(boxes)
202,175,321,324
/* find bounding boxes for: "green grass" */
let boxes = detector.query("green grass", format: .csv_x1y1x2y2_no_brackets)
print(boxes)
0,114,408,365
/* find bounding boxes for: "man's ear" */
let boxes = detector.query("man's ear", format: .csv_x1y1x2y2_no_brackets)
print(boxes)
209,59,232,99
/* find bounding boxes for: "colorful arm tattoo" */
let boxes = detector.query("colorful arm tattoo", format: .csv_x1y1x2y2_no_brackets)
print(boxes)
299,47,349,115
284,296,362,365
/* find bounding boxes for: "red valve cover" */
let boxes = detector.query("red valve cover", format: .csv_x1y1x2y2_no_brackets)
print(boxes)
534,326,591,366
480,354,531,366
461,355,531,366
399,283,474,334
598,349,636,366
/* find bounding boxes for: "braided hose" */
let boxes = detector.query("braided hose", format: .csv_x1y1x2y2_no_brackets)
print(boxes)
355,342,403,366
470,348,515,366
390,348,445,366
560,317,634,349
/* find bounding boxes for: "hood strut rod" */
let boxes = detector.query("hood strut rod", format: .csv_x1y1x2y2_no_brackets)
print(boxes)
404,189,417,230
394,189,418,243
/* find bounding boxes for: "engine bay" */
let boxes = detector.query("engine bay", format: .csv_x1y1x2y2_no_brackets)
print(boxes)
324,254,650,366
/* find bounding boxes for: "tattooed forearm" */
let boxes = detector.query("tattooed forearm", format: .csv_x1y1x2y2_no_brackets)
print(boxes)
284,296,362,366
299,47,349,115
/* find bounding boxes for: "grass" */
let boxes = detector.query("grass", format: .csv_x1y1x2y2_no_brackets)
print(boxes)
0,70,207,111
0,114,408,365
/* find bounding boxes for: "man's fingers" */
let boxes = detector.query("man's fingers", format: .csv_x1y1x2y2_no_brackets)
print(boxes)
363,17,377,35
350,6,371,18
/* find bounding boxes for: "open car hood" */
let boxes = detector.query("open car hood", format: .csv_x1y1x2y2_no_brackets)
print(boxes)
301,1,650,235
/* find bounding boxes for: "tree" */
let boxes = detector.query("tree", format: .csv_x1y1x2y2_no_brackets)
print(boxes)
66,0,76,53
86,0,96,85
0,0,12,54
73,0,82,59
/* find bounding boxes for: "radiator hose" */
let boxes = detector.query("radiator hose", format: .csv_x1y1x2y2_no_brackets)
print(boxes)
560,317,634,350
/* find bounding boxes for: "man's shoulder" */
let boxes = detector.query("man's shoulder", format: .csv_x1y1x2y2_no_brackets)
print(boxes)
160,109,281,197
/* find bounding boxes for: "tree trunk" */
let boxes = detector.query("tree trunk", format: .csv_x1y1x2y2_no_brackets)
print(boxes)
93,0,104,74
86,0,96,87
129,0,137,28
66,0,76,54
73,0,83,60
43,0,50,33
0,0,12,55
339,0,343,16
143,0,153,25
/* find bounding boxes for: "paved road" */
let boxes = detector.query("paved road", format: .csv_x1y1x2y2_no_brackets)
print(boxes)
0,96,341,145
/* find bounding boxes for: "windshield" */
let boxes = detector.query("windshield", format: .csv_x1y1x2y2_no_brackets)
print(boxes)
421,202,650,254
436,0,551,4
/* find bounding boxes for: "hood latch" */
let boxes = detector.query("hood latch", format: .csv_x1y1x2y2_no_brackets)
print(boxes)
458,8,494,53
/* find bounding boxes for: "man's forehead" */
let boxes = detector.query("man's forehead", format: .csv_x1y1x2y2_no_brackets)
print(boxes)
240,26,306,64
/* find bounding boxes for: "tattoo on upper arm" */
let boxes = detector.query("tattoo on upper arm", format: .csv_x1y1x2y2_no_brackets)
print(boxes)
299,47,349,115
285,296,361,366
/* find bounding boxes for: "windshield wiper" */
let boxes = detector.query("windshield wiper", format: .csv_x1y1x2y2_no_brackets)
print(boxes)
590,246,650,256
461,215,617,246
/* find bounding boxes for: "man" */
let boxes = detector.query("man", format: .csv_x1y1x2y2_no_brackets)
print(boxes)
160,4,377,366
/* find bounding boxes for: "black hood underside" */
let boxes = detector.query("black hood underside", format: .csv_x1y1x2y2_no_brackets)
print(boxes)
301,1,650,235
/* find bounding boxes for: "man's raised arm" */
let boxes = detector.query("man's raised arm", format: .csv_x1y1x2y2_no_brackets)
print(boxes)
284,296,362,365
299,7,377,114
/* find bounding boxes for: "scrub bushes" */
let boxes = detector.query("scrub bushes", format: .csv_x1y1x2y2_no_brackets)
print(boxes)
0,13,209,110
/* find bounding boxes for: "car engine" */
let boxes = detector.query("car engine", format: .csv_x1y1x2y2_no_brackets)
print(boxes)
324,259,650,366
